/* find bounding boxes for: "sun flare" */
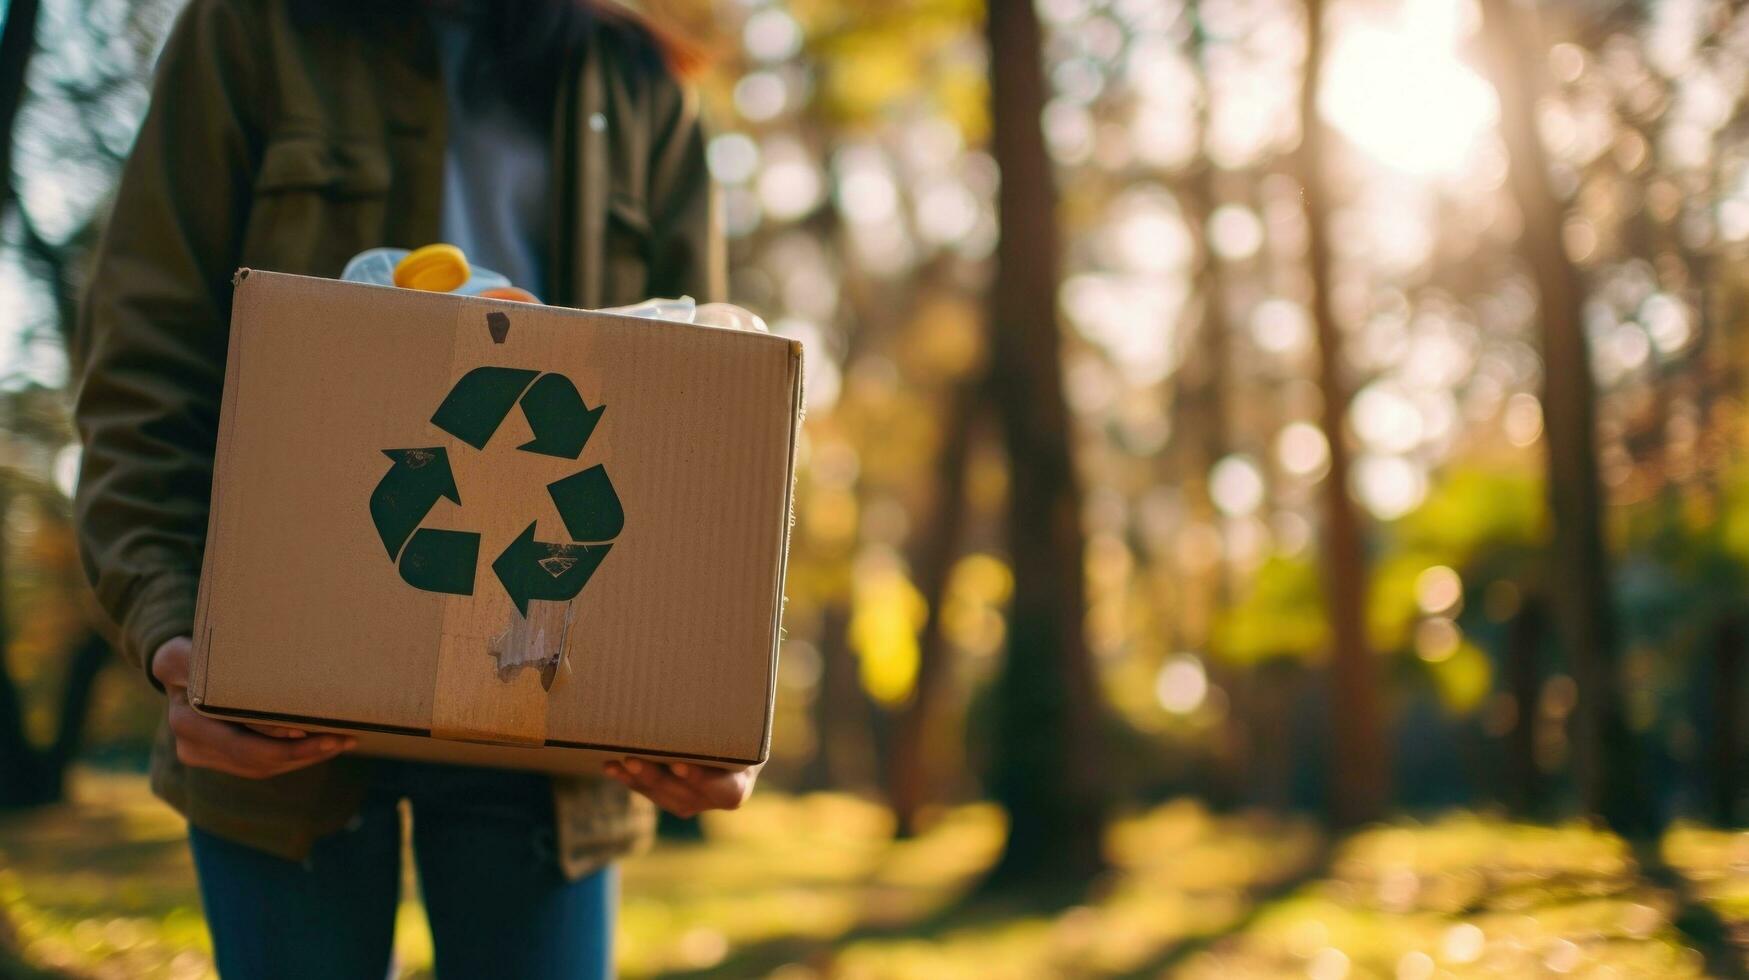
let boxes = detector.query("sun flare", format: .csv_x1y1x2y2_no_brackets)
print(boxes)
1321,0,1499,178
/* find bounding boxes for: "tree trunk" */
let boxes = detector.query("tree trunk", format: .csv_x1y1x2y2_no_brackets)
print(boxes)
801,602,879,792
1180,0,1233,627
1177,1,1250,809
1477,0,1651,836
0,0,123,812
886,380,980,837
0,0,41,212
0,482,115,808
1712,616,1743,827
0,483,47,803
1504,594,1545,817
981,0,1106,889
1173,161,1246,806
0,492,56,806
1297,0,1387,828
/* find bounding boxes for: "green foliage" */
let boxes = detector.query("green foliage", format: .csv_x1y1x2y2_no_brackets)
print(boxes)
1390,468,1545,561
1212,467,1543,669
1212,554,1327,665
805,0,986,131
1369,468,1545,714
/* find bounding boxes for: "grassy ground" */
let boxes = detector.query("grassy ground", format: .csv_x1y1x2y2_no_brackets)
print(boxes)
1,769,1743,979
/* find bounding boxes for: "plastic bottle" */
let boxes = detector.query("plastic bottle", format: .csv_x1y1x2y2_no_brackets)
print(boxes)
342,246,775,330
340,247,408,286
695,303,769,333
343,244,523,298
598,295,769,332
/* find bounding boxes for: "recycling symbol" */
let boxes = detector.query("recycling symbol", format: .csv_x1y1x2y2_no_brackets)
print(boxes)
368,366,623,616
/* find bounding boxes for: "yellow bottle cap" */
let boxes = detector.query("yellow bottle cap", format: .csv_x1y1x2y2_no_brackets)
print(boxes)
393,244,471,292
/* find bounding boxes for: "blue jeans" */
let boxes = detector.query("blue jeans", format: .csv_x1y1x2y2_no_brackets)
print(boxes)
188,760,614,979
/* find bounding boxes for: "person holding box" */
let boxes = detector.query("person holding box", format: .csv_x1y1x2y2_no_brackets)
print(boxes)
71,1,756,976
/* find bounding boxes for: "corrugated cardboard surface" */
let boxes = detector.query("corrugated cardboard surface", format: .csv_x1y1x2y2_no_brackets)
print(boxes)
190,271,800,769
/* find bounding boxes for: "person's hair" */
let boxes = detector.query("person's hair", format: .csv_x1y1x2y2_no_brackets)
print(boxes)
291,0,702,127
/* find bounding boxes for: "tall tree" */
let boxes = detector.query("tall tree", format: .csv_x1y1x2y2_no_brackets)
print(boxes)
1174,0,1246,807
0,0,67,809
0,469,114,808
0,0,43,212
1477,0,1651,835
1,0,171,807
1297,0,1387,827
981,0,1107,887
1503,595,1547,817
1176,0,1233,653
886,378,980,837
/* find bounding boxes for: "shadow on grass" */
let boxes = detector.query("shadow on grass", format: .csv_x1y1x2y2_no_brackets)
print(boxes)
0,944,79,980
0,824,186,881
659,869,1101,980
0,796,198,923
658,829,1333,980
1107,839,1337,980
1634,838,1749,980
0,903,80,980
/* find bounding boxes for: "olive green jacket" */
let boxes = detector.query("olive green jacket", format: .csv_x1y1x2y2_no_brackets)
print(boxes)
72,0,724,878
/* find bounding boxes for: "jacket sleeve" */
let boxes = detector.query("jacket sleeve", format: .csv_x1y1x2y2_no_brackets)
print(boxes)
71,0,261,685
645,75,726,303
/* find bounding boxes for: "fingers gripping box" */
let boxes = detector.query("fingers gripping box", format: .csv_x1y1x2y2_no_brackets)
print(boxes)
188,271,802,772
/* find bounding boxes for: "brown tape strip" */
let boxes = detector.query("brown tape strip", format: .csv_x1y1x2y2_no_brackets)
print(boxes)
426,300,608,746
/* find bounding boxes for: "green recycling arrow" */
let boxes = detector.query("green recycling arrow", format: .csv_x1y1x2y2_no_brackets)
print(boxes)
430,366,539,449
546,464,624,542
491,521,613,616
518,374,604,459
369,447,460,559
429,366,607,460
399,527,480,595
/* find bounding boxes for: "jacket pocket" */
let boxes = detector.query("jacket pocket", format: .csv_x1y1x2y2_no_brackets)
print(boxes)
254,135,391,195
240,134,392,277
602,191,652,306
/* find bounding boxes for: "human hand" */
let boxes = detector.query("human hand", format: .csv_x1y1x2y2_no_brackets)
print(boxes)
602,757,759,818
152,636,355,778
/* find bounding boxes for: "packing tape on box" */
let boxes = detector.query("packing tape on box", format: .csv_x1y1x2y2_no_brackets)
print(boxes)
425,301,605,746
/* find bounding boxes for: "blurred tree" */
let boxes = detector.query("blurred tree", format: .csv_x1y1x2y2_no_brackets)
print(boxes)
0,0,96,809
1296,0,1386,828
1477,0,1652,837
811,600,883,791
1710,616,1743,826
1175,0,1245,807
1503,595,1548,817
6,0,169,348
0,0,42,210
981,0,1106,887
0,0,180,804
886,379,982,837
0,458,111,808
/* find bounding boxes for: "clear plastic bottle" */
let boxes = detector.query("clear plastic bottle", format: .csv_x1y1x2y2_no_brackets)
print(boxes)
340,247,408,286
598,296,768,333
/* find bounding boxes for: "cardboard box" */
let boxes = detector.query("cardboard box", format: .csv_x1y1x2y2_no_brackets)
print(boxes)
188,270,802,772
